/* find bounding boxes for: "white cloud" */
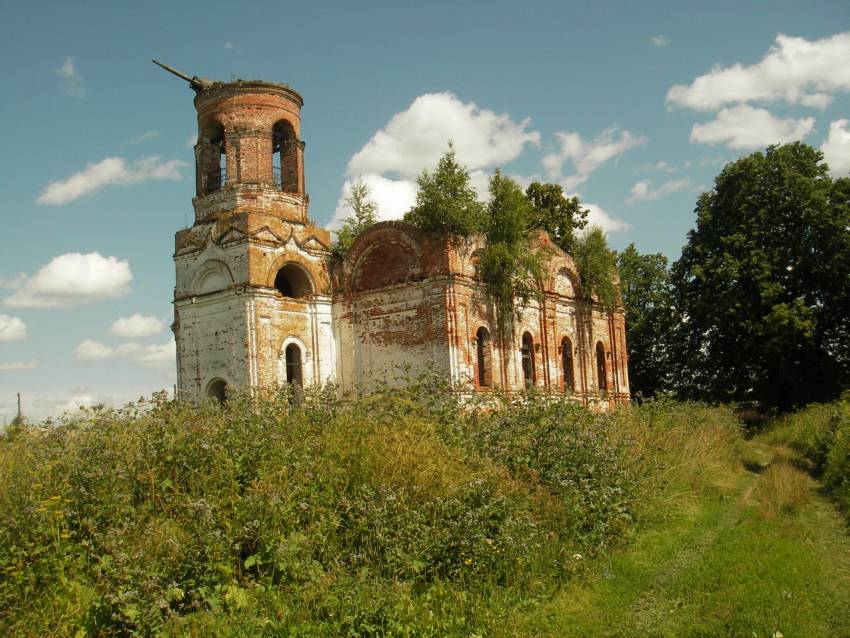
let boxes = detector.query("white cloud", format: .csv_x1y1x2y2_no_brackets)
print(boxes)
76,337,175,369
185,134,198,149
639,160,678,174
0,361,38,371
4,252,132,309
36,156,188,206
689,105,814,150
109,314,167,339
650,35,669,47
75,340,116,361
130,130,159,144
347,92,540,179
667,32,850,111
56,395,97,414
329,174,418,229
821,119,850,177
627,178,692,203
0,315,27,341
583,203,631,234
542,127,647,190
56,56,85,97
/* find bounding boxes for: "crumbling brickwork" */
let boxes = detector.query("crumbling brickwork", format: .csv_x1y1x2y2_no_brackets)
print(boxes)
173,80,630,408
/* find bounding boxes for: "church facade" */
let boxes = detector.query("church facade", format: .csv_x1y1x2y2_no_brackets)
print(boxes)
172,79,630,408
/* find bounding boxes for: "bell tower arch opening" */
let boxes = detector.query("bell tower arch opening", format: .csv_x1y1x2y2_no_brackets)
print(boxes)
274,263,313,298
272,119,303,193
198,119,226,195
206,378,228,403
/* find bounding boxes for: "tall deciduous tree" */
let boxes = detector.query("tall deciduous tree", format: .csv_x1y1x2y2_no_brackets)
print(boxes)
616,244,675,398
525,181,588,254
573,226,619,312
671,142,850,408
404,143,485,235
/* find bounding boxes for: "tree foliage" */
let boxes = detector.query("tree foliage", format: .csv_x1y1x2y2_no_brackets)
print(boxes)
616,244,675,398
332,178,378,260
403,143,485,235
573,226,619,313
671,142,850,408
478,171,544,329
525,181,588,254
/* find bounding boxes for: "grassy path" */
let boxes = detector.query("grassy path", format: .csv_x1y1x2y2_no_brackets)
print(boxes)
510,439,850,638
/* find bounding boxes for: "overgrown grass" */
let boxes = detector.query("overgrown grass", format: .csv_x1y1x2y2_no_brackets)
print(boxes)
768,394,850,520
0,382,756,636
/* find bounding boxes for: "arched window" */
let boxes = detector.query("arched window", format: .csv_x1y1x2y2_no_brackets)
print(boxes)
561,337,575,392
475,326,491,388
285,343,303,387
596,342,607,393
521,332,535,388
274,264,313,298
206,378,228,404
200,120,226,195
272,120,300,192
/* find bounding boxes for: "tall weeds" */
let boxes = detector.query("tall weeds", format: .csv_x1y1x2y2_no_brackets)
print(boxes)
0,382,743,636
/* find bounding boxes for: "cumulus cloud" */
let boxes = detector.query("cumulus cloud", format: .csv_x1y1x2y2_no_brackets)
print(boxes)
76,337,175,369
639,160,678,174
56,56,85,97
37,156,188,206
583,203,631,233
0,361,38,371
0,315,27,341
650,35,669,47
627,178,693,203
542,127,647,190
667,32,850,111
348,92,540,179
689,105,814,150
329,92,539,230
56,395,97,414
821,119,850,177
4,252,132,309
109,314,167,339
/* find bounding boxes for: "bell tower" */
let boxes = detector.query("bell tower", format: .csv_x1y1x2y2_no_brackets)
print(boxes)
162,63,334,403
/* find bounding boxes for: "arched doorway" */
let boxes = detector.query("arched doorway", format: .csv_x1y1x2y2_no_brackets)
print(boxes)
206,378,227,404
521,332,535,388
285,343,303,387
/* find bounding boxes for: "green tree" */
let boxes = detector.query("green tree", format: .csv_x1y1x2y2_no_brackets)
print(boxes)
404,143,485,235
478,171,543,328
616,244,675,398
671,142,850,408
573,226,619,312
525,181,588,254
332,178,378,260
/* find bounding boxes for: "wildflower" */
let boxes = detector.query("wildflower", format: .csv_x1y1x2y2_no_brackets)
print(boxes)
572,553,583,561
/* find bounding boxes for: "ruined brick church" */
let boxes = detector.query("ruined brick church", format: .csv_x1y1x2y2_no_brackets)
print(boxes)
170,74,630,408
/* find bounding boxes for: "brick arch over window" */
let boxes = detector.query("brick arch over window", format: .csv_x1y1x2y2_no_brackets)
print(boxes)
272,118,303,193
266,253,324,295
561,336,575,391
474,326,493,388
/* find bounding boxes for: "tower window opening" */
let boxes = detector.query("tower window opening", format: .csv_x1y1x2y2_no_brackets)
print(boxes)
596,342,608,393
274,264,312,298
200,120,226,195
521,332,535,388
206,378,228,404
285,344,303,387
475,326,492,388
272,120,299,192
562,337,575,392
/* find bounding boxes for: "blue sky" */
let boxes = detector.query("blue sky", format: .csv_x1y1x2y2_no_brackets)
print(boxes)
1,0,848,421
